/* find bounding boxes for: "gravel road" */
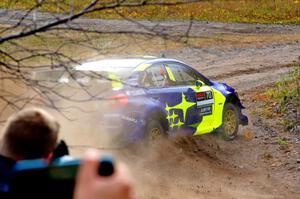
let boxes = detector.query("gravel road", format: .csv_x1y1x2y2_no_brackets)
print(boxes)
1,8,300,92
1,8,300,36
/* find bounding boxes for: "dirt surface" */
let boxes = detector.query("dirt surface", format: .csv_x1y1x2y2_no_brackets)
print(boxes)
0,11,300,198
66,25,299,198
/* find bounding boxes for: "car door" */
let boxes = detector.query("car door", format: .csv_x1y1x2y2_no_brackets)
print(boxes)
163,62,217,135
139,62,191,132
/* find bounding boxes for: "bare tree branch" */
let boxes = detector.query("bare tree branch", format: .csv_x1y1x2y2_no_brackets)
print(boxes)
0,0,205,121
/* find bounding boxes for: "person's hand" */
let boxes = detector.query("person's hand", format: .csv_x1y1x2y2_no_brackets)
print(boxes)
73,149,135,199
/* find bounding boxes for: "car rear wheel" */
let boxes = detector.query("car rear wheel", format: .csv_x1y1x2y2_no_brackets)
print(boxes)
145,119,165,142
219,103,239,140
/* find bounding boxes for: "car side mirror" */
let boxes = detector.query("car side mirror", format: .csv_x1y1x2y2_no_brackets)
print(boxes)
195,80,204,88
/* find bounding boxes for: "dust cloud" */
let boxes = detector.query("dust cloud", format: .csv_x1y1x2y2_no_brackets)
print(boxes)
110,135,279,199
0,74,124,152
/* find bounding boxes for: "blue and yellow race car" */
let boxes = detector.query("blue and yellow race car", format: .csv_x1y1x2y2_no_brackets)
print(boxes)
70,57,248,143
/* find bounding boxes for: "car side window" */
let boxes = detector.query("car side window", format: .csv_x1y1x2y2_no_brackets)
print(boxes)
141,64,171,88
165,63,201,86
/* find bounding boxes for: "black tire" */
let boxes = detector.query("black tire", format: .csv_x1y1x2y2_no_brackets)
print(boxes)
145,119,165,142
218,103,239,140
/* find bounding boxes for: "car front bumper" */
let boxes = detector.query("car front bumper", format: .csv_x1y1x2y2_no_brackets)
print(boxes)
239,112,248,126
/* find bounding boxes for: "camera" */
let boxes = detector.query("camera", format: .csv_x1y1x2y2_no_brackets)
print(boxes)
9,155,114,199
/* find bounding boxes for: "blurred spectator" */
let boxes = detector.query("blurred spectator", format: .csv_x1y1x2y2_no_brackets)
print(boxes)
0,108,135,199
0,108,60,193
74,149,135,199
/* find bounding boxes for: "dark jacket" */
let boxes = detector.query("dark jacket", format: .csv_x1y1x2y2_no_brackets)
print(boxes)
0,155,15,198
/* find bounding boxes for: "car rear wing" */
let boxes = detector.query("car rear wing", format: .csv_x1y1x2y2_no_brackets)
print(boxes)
27,68,125,100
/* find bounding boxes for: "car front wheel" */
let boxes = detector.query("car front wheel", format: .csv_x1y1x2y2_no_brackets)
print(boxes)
219,103,239,140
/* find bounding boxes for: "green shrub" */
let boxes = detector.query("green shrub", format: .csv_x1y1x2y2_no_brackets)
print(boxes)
277,138,288,145
267,65,300,113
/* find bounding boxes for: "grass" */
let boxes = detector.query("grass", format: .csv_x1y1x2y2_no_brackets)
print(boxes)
266,65,300,113
277,138,288,145
0,0,300,24
253,64,300,131
267,65,300,131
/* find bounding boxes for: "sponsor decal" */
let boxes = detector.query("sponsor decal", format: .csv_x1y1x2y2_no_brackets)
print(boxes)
121,115,138,123
196,91,213,108
126,89,145,96
196,92,205,100
196,91,213,101
199,105,212,116
197,99,214,107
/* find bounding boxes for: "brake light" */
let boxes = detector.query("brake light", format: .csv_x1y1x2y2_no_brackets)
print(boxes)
108,93,128,109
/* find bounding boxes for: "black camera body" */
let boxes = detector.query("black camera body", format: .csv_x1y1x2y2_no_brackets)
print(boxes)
9,155,114,199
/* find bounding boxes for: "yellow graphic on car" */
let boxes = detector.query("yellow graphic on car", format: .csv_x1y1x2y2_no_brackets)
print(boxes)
165,93,195,129
108,73,123,90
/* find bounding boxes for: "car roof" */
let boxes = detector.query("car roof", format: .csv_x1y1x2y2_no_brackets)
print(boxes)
75,57,184,71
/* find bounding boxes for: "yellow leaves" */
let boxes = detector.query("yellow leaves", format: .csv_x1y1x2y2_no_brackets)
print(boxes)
243,130,253,141
0,0,299,24
253,93,268,102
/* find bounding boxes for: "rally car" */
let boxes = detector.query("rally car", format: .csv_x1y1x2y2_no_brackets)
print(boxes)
58,57,248,143
32,57,248,143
